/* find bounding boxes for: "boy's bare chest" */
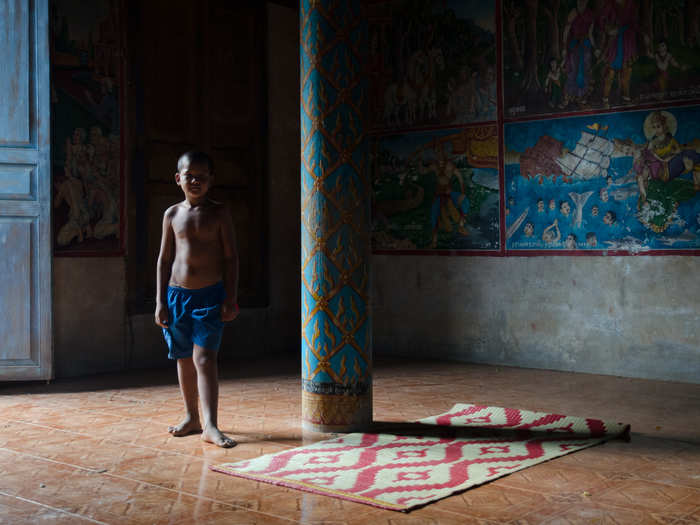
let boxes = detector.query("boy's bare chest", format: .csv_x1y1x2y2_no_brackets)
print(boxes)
172,212,219,242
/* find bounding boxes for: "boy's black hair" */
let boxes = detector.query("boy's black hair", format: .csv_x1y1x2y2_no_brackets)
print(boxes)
586,232,596,241
177,151,214,174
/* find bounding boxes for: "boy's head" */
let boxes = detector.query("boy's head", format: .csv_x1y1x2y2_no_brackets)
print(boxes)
658,40,668,56
560,200,571,215
603,210,616,225
176,151,214,200
586,232,597,246
177,151,214,174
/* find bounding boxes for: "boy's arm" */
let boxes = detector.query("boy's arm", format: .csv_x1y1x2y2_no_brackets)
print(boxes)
155,208,175,327
220,205,239,321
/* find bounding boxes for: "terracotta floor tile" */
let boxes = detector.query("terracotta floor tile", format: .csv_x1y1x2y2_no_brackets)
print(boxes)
0,493,102,525
0,357,697,523
432,483,548,521
595,479,698,513
172,508,299,524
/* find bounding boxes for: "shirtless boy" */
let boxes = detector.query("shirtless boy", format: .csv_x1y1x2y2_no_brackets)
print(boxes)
155,151,239,448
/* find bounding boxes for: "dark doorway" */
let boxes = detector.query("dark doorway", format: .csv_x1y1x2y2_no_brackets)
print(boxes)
126,0,268,312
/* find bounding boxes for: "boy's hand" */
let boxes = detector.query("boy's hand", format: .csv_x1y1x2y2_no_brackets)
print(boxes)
155,304,169,328
221,301,239,322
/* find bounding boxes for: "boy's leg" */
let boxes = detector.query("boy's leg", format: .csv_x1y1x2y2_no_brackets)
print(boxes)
193,344,236,448
168,356,202,436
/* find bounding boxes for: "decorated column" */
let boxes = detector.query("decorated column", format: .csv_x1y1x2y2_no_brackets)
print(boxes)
300,0,371,432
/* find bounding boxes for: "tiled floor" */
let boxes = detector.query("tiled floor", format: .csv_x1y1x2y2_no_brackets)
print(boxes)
0,356,698,524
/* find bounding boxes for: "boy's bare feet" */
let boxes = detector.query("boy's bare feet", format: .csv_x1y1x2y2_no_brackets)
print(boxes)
168,416,202,437
202,425,236,448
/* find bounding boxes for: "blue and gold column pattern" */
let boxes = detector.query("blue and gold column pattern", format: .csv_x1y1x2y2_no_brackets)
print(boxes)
300,0,371,432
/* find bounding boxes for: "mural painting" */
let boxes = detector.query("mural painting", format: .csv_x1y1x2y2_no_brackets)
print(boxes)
503,0,700,119
372,126,501,251
505,105,700,251
51,0,123,255
367,0,497,130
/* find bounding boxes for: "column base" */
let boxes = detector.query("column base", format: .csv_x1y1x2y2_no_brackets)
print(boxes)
301,388,372,434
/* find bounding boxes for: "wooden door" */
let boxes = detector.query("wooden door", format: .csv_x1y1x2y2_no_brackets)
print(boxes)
128,0,267,308
0,0,53,380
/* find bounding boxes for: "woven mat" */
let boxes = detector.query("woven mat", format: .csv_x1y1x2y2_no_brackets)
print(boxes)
211,404,630,511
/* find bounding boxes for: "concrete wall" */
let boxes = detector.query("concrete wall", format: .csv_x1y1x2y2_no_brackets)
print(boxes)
53,258,127,377
372,255,700,383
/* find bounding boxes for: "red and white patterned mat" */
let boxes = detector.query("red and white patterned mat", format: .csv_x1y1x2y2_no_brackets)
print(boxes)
211,404,630,511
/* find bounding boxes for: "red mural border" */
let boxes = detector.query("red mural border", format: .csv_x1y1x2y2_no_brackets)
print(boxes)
370,0,700,257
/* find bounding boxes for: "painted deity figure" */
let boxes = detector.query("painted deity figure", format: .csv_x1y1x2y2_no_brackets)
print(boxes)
635,112,700,207
422,142,470,248
562,0,597,107
599,0,639,107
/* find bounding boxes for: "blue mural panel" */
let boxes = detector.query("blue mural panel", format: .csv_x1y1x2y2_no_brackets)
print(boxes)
505,106,700,252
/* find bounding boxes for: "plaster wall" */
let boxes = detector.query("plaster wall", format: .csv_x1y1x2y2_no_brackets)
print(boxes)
372,255,700,383
53,258,127,377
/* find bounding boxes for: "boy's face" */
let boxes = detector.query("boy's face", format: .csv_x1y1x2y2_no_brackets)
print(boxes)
176,160,212,199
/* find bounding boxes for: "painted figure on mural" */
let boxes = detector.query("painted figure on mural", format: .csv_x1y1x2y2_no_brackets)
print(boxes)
647,40,688,99
544,58,565,108
55,131,92,246
598,0,639,108
87,126,120,239
542,219,561,244
421,142,470,248
446,66,477,121
55,123,121,247
561,0,598,108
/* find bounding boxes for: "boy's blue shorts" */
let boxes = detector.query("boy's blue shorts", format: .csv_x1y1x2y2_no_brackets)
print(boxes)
163,282,225,359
